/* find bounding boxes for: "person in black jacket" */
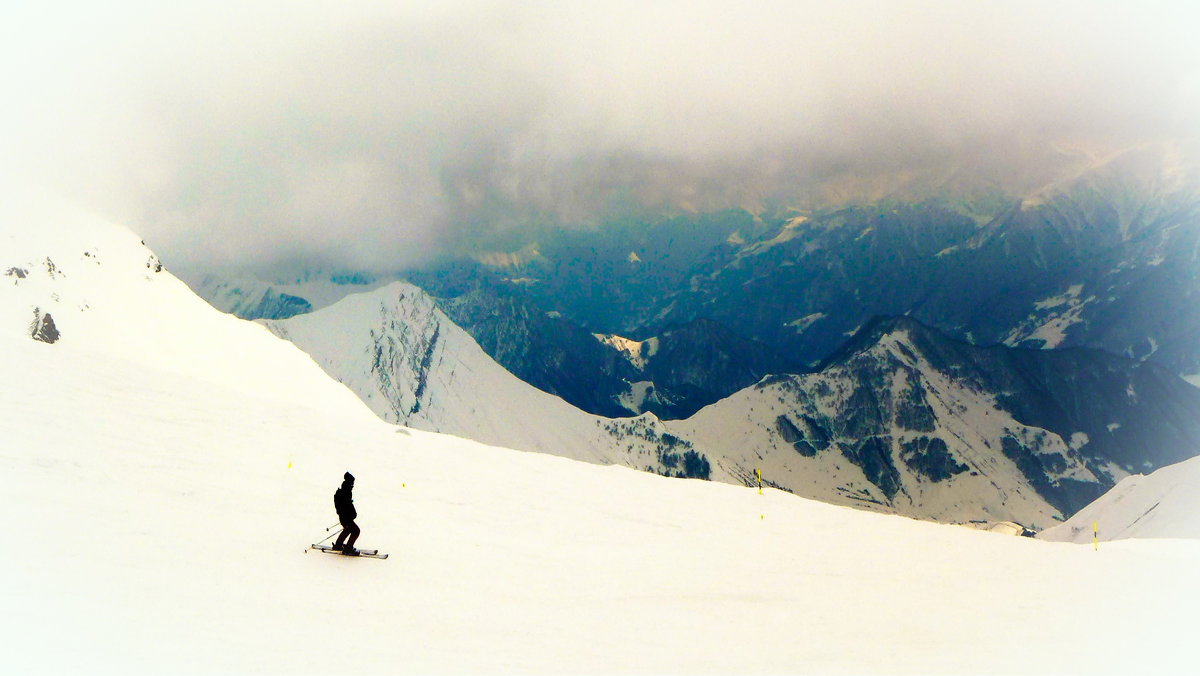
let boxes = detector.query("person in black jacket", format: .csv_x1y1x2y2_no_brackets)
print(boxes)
332,472,361,555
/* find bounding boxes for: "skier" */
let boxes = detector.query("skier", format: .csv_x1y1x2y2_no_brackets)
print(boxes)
332,472,361,555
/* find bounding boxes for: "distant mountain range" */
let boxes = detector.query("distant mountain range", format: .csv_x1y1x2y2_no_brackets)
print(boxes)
191,144,1200,419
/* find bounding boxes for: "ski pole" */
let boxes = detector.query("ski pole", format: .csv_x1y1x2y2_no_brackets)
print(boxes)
315,527,342,546
317,522,343,543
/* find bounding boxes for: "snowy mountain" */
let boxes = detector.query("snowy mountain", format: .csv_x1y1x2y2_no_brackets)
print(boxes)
3,195,1198,675
183,142,1200,420
429,142,1200,383
1040,456,1200,543
262,282,713,478
670,316,1200,530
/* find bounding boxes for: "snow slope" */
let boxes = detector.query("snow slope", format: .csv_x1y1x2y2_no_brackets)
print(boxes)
1040,456,1200,543
3,199,1199,674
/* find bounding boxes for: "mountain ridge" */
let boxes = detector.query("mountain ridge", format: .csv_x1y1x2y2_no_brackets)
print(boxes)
673,312,1200,529
262,280,715,479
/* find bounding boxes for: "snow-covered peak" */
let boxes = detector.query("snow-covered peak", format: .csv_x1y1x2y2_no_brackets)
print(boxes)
671,314,1200,530
264,281,711,474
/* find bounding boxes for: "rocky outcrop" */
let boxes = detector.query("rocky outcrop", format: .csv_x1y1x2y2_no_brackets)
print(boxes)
29,308,59,344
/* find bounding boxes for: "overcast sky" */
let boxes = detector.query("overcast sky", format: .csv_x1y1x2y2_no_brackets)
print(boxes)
4,1,1199,274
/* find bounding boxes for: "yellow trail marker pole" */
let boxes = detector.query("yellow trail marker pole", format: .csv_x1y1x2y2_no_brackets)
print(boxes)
1094,521,1098,551
757,468,764,520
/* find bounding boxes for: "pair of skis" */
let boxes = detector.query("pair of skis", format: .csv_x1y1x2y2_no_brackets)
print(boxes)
309,543,389,560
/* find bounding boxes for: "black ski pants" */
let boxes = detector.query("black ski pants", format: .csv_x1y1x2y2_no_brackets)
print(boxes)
334,519,360,548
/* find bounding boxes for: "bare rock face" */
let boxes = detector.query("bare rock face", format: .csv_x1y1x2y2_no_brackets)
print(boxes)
30,308,60,344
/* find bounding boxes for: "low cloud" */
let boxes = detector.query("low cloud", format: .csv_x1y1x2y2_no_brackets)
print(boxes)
6,1,1199,274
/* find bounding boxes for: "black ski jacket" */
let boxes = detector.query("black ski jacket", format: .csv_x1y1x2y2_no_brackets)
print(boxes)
334,483,357,522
